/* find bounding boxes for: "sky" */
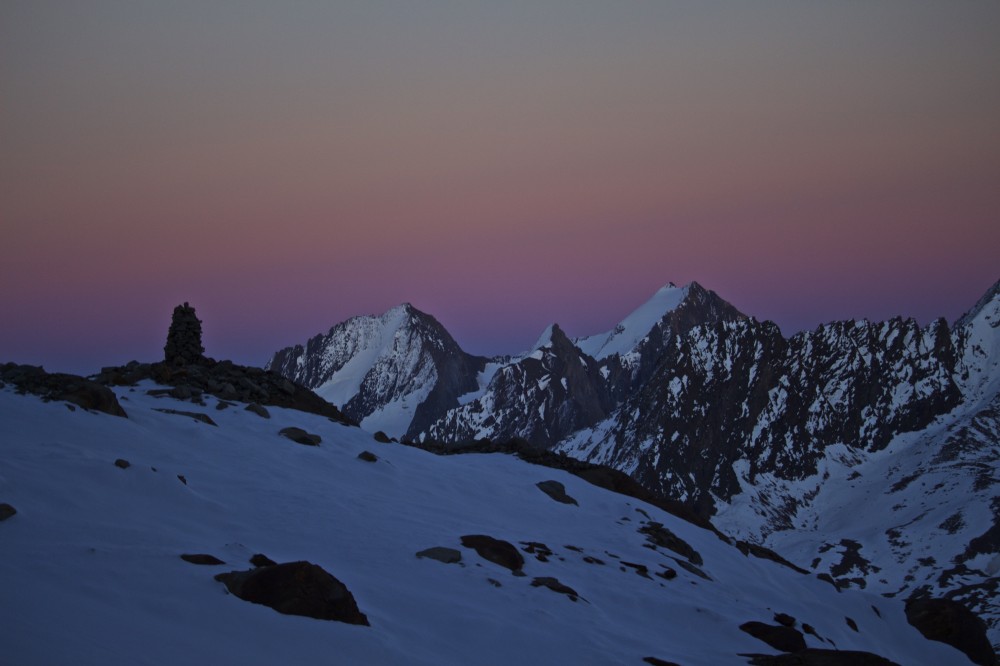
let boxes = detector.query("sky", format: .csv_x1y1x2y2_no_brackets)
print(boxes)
2,1,998,374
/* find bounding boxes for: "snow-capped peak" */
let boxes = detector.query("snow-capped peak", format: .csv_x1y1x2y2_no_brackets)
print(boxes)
575,283,691,360
530,324,557,353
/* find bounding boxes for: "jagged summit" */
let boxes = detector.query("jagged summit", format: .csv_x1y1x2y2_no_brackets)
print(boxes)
267,303,486,439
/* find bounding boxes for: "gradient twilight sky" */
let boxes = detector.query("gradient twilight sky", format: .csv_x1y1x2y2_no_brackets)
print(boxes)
2,2,999,374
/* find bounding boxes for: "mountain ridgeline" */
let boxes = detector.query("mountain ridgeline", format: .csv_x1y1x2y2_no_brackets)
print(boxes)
268,281,993,509
269,279,999,647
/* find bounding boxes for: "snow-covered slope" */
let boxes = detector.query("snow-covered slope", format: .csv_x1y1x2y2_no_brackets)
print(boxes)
267,304,485,440
0,384,975,665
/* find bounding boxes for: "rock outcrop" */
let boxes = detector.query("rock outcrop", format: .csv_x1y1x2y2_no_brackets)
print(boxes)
215,561,369,625
1,363,127,417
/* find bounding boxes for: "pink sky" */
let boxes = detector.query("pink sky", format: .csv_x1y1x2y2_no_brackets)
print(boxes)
2,2,998,373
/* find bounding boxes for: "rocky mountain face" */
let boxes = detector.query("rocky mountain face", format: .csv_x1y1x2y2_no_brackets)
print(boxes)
425,282,746,448
266,304,487,440
425,323,615,448
562,313,962,516
267,279,1000,647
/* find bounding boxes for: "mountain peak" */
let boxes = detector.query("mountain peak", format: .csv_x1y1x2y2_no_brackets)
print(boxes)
575,283,692,360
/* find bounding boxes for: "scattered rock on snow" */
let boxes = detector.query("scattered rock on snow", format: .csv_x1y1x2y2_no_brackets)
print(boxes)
531,576,580,601
279,427,321,446
153,408,217,426
738,621,807,653
357,451,378,462
416,547,463,564
773,613,796,627
535,480,578,505
373,431,392,444
214,561,369,625
245,403,270,419
250,553,277,568
520,541,553,562
181,553,225,565
639,522,702,565
114,458,130,469
0,503,16,521
642,658,681,666
460,535,525,573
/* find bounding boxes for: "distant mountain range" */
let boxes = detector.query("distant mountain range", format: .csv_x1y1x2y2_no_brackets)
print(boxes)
268,278,1000,647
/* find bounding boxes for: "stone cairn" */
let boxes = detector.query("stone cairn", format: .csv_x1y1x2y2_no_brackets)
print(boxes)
164,302,205,366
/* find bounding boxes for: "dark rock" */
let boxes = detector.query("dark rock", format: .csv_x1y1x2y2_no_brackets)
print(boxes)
169,385,193,400
216,400,233,410
774,613,796,627
520,541,554,562
845,616,858,632
1,363,126,418
905,597,997,666
621,561,651,578
250,553,276,568
93,355,352,426
177,474,187,485
153,408,217,426
279,427,321,446
655,567,677,581
530,576,579,600
373,431,392,444
639,521,702,565
214,561,369,625
114,458,130,469
415,547,463,564
671,557,711,581
816,573,839,591
736,541,809,574
245,403,270,419
583,556,605,565
643,659,681,666
181,553,225,565
357,451,378,462
460,535,525,573
164,303,205,366
742,649,900,665
739,621,807,653
536,480,578,505
0,503,16,521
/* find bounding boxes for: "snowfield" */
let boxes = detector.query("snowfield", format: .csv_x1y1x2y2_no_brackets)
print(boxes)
0,384,972,665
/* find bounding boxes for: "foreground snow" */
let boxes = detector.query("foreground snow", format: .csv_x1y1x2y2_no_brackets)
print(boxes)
0,387,970,665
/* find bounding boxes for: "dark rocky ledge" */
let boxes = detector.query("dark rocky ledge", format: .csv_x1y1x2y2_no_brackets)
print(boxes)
93,358,353,425
1,363,127,417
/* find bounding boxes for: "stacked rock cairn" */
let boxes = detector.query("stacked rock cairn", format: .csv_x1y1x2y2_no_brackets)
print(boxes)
164,303,205,366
